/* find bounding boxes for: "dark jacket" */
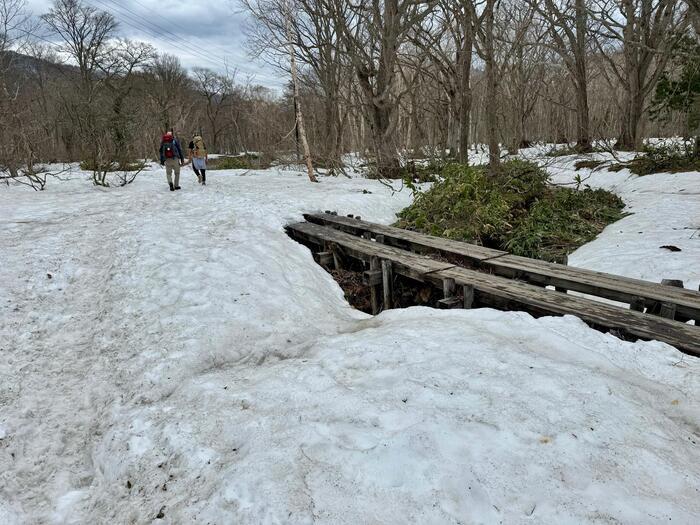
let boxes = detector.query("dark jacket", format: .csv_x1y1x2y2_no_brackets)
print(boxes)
159,137,184,164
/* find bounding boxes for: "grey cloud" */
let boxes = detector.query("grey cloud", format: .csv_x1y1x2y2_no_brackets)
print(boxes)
26,0,284,90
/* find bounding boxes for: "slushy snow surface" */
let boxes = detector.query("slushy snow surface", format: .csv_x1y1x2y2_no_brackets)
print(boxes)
1,165,699,524
548,156,700,291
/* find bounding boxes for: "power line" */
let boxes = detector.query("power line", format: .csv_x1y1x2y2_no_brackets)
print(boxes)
91,0,284,87
26,1,285,90
99,0,245,72
97,0,285,89
86,0,231,72
104,0,253,74
21,30,62,51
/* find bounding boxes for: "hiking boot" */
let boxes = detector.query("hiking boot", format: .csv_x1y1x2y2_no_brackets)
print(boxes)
175,186,181,190
169,182,175,191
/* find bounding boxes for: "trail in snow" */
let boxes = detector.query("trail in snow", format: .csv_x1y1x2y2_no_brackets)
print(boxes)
0,164,698,524
0,168,411,523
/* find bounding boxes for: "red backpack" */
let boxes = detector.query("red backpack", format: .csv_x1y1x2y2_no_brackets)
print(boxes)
162,135,175,158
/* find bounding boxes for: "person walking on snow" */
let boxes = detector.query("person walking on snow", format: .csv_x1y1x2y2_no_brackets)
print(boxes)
159,131,184,191
188,135,208,185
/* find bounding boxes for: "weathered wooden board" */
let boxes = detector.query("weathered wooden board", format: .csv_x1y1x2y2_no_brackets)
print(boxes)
288,221,455,282
306,212,700,321
288,220,700,356
434,266,700,356
306,212,505,260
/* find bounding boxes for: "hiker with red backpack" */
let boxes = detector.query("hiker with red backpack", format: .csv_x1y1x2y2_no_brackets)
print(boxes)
159,131,185,191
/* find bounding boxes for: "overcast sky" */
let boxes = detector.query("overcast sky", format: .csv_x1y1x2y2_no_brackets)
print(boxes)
25,0,286,91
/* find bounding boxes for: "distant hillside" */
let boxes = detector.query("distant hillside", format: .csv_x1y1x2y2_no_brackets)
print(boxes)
1,49,76,77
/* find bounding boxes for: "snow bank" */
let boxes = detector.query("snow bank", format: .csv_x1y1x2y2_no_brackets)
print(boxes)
88,308,700,524
1,165,698,523
546,157,700,291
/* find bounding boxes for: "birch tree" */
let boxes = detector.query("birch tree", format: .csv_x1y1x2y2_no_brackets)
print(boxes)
285,0,317,182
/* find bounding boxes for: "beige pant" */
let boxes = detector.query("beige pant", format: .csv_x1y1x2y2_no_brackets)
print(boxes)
165,158,181,186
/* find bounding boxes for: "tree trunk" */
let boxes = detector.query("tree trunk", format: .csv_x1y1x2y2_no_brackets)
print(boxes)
610,0,646,152
457,9,473,164
485,84,499,169
484,1,500,170
573,0,592,152
616,75,644,151
352,0,402,179
447,92,459,156
286,5,317,183
371,94,401,178
294,96,301,161
574,79,592,152
409,90,424,151
323,95,339,164
458,86,472,163
335,107,347,165
357,63,401,178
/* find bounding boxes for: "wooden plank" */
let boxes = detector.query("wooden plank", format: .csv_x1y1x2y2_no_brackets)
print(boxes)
494,255,700,319
288,221,700,356
305,212,700,320
370,257,380,315
382,260,393,310
630,297,646,312
288,222,455,282
438,297,462,309
659,303,677,320
463,285,475,309
306,212,504,261
434,266,700,356
443,277,455,298
314,251,334,267
437,277,458,308
363,270,382,286
324,241,342,270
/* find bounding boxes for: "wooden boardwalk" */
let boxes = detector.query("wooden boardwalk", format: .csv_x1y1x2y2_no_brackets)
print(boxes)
306,212,700,321
288,217,700,357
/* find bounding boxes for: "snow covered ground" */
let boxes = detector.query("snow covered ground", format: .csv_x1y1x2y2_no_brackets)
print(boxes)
1,164,699,524
546,155,700,291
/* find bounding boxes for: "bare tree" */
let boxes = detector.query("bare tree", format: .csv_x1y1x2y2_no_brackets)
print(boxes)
101,40,155,166
148,53,192,134
0,0,51,186
42,0,116,97
527,0,594,152
327,0,435,178
590,0,688,150
411,0,474,162
499,1,547,152
284,1,317,182
470,0,534,167
42,0,119,185
472,0,503,167
242,0,351,167
192,67,237,153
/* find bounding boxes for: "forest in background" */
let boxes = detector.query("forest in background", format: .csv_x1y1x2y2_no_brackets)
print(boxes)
1,0,699,185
